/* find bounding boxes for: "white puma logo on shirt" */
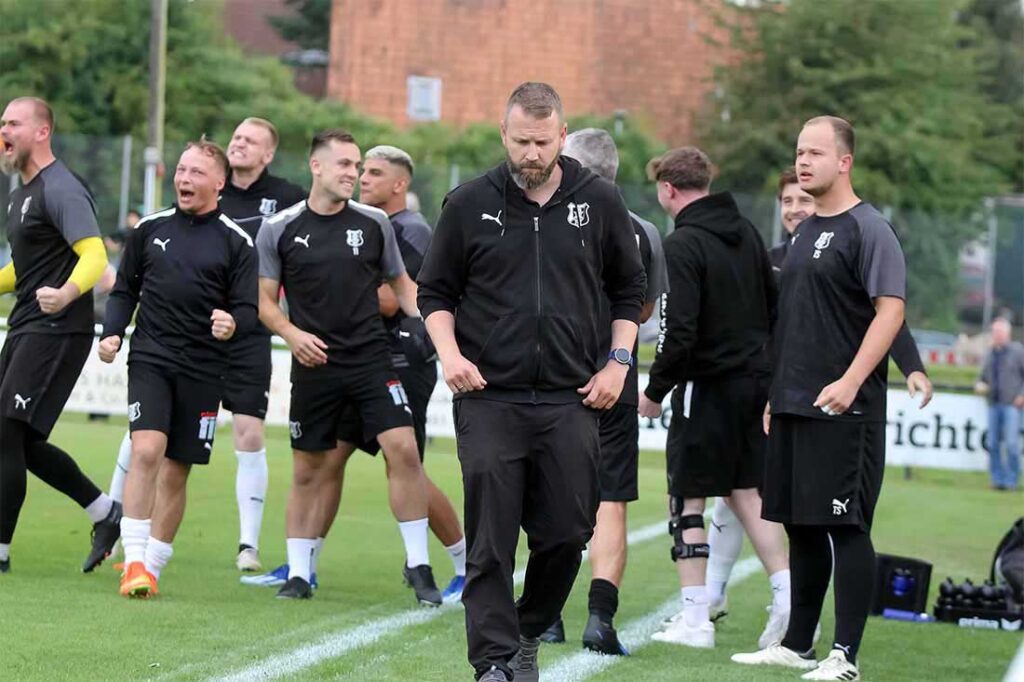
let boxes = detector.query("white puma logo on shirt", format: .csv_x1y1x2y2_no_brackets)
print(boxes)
153,238,170,252
831,498,850,515
294,234,311,248
13,394,31,410
481,211,502,227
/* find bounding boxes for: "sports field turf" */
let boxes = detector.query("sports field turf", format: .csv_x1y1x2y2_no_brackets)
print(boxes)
0,413,1019,681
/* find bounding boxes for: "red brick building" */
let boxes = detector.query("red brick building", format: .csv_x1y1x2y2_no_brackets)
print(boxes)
223,0,327,98
326,0,735,144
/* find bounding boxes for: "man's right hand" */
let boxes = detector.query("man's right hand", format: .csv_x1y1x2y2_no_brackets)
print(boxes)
441,353,486,394
763,401,772,435
284,328,328,368
98,336,121,363
974,381,990,397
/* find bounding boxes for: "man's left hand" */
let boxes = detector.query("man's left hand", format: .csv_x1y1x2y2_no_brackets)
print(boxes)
906,371,934,408
813,375,861,416
36,286,73,314
1014,394,1024,409
578,362,628,410
638,393,662,419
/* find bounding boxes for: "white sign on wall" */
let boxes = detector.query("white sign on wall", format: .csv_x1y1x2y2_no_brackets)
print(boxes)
407,75,442,122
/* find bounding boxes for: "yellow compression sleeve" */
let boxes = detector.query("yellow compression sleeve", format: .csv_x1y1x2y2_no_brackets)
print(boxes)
68,236,108,294
0,261,15,295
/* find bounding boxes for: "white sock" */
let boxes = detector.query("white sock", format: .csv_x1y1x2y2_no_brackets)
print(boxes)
144,537,173,579
706,498,743,605
682,586,710,627
235,449,268,549
110,432,132,504
312,537,324,575
445,538,467,577
84,493,114,524
769,569,791,612
0,543,9,561
120,517,151,565
398,518,430,568
286,538,315,582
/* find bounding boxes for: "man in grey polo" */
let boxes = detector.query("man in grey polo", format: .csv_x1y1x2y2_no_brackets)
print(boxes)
976,317,1024,490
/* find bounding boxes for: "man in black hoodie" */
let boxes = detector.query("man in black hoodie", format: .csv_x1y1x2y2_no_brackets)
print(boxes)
418,83,646,682
638,147,790,650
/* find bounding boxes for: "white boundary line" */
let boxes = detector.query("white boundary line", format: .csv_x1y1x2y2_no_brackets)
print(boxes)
540,555,764,681
1006,639,1024,682
212,518,669,681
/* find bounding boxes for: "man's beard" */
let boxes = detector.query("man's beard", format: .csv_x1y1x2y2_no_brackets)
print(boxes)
507,155,558,191
0,147,27,176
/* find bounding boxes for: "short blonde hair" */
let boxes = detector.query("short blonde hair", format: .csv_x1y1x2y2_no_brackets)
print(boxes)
240,117,279,149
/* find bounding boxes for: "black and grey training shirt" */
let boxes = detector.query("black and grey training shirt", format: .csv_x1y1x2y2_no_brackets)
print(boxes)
770,202,907,421
256,199,406,380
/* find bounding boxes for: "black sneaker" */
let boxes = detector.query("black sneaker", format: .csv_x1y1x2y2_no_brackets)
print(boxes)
582,613,629,656
0,558,9,574
539,616,566,644
83,501,122,573
402,564,442,607
276,576,313,599
508,635,540,682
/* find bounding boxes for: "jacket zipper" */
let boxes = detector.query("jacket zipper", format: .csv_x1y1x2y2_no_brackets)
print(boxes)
534,215,543,386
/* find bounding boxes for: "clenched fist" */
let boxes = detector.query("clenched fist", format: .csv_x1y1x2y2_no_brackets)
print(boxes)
36,286,73,314
98,335,121,363
211,309,236,341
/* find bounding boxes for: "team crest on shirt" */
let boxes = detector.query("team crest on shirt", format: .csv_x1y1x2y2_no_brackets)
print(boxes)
812,231,834,259
128,401,141,423
567,202,590,228
259,198,278,216
346,229,364,255
20,197,31,223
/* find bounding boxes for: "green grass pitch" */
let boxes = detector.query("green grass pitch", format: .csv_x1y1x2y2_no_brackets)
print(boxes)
0,413,1019,680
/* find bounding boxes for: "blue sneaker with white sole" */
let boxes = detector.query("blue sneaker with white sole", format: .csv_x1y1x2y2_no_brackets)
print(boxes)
442,575,465,603
240,564,318,589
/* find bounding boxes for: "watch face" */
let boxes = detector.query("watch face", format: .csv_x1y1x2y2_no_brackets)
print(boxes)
613,348,631,364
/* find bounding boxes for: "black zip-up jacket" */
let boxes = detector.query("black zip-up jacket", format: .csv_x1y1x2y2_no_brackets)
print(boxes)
219,170,305,341
103,206,259,380
417,156,646,403
645,192,775,403
219,169,307,238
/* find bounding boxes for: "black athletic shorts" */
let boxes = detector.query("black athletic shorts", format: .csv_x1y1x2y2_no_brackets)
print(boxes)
598,401,639,502
127,361,223,465
665,374,769,499
289,364,413,453
221,334,272,419
338,361,437,459
762,414,886,531
0,332,91,438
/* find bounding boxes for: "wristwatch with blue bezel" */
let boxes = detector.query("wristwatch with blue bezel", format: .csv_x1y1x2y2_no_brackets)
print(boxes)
609,347,634,367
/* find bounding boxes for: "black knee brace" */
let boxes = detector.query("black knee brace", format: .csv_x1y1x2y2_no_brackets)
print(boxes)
668,497,710,562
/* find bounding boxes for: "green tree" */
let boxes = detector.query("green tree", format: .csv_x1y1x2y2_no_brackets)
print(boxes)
268,0,332,51
0,0,389,227
959,0,1024,192
698,0,1015,329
